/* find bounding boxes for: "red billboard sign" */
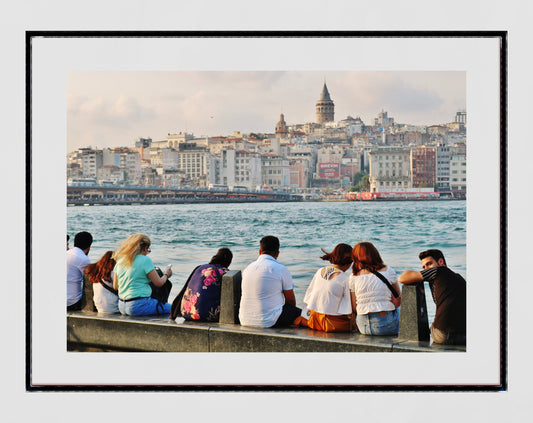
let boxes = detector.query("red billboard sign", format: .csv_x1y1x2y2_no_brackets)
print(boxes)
318,163,340,178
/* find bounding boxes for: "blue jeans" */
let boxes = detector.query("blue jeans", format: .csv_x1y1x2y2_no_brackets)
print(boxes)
356,308,399,336
118,297,171,316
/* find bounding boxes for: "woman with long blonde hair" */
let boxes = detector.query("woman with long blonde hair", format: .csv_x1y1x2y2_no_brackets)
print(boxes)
349,241,401,336
112,233,173,316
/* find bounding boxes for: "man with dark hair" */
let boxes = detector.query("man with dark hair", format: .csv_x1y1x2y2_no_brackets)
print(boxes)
239,235,302,328
398,249,466,345
67,231,93,311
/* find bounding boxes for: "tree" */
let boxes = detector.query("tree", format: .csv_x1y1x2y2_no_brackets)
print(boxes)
349,172,370,192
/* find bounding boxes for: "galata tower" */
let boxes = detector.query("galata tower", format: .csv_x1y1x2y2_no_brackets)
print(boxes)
315,80,334,124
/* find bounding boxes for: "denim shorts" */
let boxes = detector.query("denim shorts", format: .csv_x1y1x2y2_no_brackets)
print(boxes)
118,297,171,316
356,308,399,336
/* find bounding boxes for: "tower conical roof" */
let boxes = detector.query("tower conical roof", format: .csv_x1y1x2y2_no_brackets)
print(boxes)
319,82,332,101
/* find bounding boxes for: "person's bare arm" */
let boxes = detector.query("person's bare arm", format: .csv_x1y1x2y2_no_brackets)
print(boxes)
350,291,357,313
147,267,172,288
283,289,296,306
398,270,424,284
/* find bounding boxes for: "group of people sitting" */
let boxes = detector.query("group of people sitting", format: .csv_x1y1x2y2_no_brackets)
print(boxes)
66,232,466,346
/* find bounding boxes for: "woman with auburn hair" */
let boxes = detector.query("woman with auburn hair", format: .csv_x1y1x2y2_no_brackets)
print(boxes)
112,233,173,316
85,250,119,314
294,243,356,332
349,241,401,336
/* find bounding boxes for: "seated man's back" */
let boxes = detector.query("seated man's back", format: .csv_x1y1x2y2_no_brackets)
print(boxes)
239,254,292,328
238,235,301,328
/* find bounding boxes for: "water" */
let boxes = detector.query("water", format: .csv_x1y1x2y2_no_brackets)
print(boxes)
68,200,466,324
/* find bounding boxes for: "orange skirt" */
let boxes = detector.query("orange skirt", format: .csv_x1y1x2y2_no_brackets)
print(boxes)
297,310,356,333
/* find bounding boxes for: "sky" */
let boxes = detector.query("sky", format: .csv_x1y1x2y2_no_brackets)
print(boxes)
67,71,465,152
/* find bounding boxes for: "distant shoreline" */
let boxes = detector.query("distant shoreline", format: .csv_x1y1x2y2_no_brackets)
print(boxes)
67,197,464,206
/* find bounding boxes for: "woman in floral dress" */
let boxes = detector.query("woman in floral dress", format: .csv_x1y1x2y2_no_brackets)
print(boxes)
180,248,233,322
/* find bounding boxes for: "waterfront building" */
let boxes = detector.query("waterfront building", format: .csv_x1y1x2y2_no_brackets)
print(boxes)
118,150,142,183
97,164,123,184
208,148,262,189
436,144,452,192
261,154,290,189
449,153,467,194
67,161,82,180
289,158,310,189
148,147,179,171
315,81,335,124
341,148,363,185
161,169,187,188
80,148,103,178
411,146,437,188
234,150,262,189
368,146,411,192
177,142,209,185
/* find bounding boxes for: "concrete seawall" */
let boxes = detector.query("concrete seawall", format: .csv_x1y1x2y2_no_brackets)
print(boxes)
67,270,466,353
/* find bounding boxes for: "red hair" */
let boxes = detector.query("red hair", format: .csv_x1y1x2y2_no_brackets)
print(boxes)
85,251,116,284
352,242,385,275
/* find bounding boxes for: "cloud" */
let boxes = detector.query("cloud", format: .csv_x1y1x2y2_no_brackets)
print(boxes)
68,94,156,127
67,71,465,150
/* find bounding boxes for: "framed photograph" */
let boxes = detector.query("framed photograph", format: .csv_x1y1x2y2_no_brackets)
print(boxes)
28,31,505,390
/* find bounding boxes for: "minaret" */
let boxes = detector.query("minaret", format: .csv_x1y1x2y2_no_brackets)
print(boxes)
316,80,335,124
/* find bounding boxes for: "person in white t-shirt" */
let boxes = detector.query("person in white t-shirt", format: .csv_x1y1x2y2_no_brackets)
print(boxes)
295,243,355,332
66,231,93,311
239,236,301,328
349,241,401,336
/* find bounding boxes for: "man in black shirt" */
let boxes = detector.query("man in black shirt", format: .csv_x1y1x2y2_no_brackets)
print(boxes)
398,249,466,345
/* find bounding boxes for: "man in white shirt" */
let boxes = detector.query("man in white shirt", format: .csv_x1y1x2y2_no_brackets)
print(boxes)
239,236,301,328
67,231,93,311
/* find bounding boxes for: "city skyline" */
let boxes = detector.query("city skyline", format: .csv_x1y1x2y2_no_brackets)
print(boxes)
67,71,466,152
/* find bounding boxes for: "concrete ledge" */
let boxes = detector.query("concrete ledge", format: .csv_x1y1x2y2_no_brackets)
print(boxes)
67,311,466,353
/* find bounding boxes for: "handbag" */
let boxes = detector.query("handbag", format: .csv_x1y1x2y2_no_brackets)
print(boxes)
151,267,173,303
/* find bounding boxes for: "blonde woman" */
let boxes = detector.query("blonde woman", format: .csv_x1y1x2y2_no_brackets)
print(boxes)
112,233,173,316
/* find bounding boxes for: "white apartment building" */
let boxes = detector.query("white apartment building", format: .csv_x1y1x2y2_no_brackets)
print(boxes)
368,147,411,192
148,147,179,170
178,143,209,184
261,154,290,188
102,148,142,183
119,150,142,183
449,154,467,192
80,148,103,178
97,165,124,183
234,150,262,189
207,149,262,189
